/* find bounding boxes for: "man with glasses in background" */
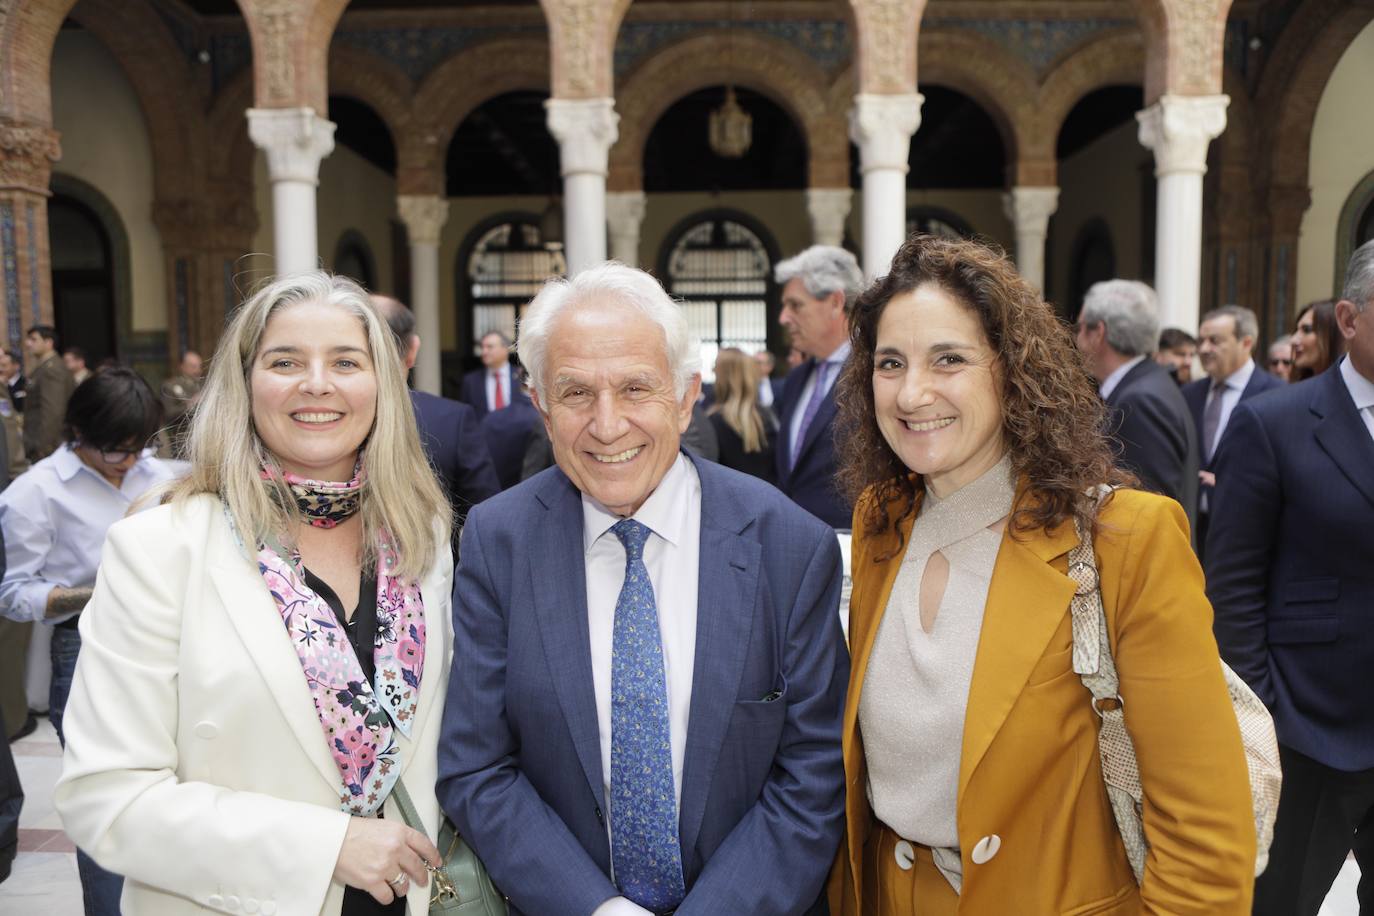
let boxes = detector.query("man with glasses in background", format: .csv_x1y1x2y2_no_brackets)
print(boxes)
0,368,179,916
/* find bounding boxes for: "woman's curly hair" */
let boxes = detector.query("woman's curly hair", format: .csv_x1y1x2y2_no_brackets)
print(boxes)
835,234,1133,544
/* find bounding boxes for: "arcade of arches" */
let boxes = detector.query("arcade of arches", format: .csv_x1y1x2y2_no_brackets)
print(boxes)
3,0,1374,394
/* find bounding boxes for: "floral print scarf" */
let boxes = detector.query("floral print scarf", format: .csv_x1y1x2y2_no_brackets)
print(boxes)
252,465,426,815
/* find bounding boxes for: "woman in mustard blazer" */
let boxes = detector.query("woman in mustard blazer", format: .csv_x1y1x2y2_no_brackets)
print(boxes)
827,236,1255,915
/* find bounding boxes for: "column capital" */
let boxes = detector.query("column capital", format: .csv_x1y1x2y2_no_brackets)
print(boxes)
605,190,647,229
397,194,450,246
546,98,619,177
1136,95,1229,177
247,107,336,185
0,121,62,195
805,188,854,248
849,93,923,173
1002,186,1060,233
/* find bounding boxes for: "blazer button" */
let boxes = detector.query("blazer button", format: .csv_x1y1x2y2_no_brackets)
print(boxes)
243,899,260,914
194,721,218,739
893,839,915,871
260,903,277,916
224,895,241,910
970,834,1001,865
206,895,224,908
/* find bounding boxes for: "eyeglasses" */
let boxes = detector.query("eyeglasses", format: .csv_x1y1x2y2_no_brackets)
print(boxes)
75,441,147,464
1268,358,1292,367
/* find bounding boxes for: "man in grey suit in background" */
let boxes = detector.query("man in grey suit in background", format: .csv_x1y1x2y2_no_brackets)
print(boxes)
1076,280,1200,532
437,263,847,916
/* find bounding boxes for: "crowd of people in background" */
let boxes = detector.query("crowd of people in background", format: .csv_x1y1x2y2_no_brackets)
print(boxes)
1,234,1371,915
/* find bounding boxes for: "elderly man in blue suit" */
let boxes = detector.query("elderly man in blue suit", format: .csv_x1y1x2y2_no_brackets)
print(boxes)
438,263,848,916
773,246,865,529
1207,239,1374,915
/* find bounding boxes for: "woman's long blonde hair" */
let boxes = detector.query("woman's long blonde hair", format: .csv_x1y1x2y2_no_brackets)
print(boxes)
166,271,450,580
708,347,768,453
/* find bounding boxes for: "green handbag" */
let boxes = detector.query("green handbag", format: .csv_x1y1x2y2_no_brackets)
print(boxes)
390,780,508,916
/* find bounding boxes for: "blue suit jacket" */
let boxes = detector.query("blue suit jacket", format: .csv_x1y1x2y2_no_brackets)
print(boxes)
1181,365,1282,471
460,363,525,420
1206,365,1374,770
479,398,541,491
1104,358,1199,534
437,453,848,916
410,390,501,527
774,360,850,528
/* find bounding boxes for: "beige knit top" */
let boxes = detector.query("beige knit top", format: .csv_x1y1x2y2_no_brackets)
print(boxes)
859,455,1016,886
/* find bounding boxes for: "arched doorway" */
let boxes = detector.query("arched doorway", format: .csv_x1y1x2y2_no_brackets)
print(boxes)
47,188,122,366
656,210,780,382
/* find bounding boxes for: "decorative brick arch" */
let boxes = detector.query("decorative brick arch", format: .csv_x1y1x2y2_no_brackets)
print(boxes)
0,0,77,124
1030,30,1146,178
411,36,552,187
1255,0,1374,206
67,0,203,203
238,0,349,110
1133,0,1232,100
328,43,418,188
540,0,634,99
608,30,845,191
917,27,1036,185
208,70,257,190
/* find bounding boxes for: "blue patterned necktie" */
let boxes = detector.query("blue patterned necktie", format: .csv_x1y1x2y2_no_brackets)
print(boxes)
609,519,685,911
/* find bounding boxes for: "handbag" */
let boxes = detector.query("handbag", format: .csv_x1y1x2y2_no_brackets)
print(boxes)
1066,503,1281,881
390,779,508,916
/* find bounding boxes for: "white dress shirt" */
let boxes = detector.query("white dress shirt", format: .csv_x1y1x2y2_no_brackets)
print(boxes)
788,340,851,456
1098,354,1146,401
484,363,514,412
0,445,181,623
1204,358,1257,458
1340,355,1374,443
584,454,701,916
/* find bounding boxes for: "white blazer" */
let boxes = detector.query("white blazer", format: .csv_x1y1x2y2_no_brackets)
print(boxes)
54,494,454,916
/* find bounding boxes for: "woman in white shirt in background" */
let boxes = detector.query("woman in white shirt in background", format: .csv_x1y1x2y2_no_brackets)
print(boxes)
0,366,180,915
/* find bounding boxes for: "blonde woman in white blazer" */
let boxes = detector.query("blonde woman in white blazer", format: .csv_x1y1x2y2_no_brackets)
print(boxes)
55,272,454,916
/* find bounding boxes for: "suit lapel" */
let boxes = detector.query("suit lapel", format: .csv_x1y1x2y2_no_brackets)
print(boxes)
774,364,809,485
1312,370,1374,510
529,473,605,807
793,383,838,469
207,528,343,794
678,461,761,862
958,521,1078,805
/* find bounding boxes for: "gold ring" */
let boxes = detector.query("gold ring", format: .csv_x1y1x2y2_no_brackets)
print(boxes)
388,871,407,888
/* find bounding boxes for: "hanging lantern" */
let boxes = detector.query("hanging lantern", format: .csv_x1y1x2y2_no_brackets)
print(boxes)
709,87,752,159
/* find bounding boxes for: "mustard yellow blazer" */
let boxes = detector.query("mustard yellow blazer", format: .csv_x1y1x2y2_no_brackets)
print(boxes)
828,484,1256,915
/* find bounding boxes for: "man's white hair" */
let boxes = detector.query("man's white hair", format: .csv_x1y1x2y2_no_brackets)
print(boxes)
517,261,702,401
1080,279,1161,357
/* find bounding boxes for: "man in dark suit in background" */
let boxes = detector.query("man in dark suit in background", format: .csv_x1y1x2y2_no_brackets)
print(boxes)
480,386,541,490
461,330,522,420
374,296,500,536
22,325,75,462
1076,279,1199,531
1207,240,1374,915
773,245,864,529
1181,304,1281,556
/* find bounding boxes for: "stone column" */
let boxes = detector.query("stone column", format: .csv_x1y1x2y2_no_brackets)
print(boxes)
806,188,854,248
849,94,923,279
397,195,449,396
1001,186,1060,292
0,122,62,350
1136,95,1229,333
546,98,619,276
605,190,647,267
247,107,336,276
